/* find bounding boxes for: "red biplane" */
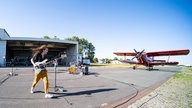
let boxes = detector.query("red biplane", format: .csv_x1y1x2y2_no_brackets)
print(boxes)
113,49,190,70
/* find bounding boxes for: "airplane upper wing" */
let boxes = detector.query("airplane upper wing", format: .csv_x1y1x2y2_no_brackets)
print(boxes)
146,49,190,57
113,52,136,56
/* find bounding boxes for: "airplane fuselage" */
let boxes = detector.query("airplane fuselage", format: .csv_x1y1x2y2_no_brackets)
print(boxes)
136,53,152,66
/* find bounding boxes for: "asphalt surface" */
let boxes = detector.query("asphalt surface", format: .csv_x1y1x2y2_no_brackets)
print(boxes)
0,66,180,108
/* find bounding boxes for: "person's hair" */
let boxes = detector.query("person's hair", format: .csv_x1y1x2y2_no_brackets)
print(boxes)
31,44,47,56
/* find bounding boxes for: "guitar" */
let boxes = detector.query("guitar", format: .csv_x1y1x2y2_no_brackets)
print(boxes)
34,59,55,73
34,54,67,73
35,59,48,66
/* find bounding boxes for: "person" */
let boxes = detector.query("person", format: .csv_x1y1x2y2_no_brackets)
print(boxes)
30,45,53,98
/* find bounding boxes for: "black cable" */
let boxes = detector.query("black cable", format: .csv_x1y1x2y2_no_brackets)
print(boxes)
95,75,139,108
63,96,73,105
96,75,160,108
0,74,11,86
115,82,159,108
126,83,159,108
114,83,139,108
0,66,17,86
137,92,158,108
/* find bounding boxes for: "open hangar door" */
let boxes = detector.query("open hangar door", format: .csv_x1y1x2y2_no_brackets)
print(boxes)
6,40,69,67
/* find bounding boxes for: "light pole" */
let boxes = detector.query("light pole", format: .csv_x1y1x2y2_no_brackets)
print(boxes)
54,53,67,92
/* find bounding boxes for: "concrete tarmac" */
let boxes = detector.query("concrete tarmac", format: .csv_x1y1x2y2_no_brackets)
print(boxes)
0,66,180,108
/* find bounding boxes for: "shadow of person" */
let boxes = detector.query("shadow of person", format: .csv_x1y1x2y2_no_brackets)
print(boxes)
50,88,117,99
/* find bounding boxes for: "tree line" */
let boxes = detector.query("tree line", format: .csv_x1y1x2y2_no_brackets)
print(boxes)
42,36,122,63
42,35,98,63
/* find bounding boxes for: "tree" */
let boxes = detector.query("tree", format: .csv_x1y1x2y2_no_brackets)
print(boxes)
101,58,112,64
93,58,98,63
105,58,112,64
42,35,60,40
65,36,95,62
101,58,106,63
113,57,118,60
43,35,50,39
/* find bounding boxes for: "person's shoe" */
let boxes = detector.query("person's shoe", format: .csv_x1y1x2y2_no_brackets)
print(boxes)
30,88,34,94
45,94,53,98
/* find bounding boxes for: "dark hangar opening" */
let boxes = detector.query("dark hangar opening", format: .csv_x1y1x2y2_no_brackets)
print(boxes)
6,40,71,66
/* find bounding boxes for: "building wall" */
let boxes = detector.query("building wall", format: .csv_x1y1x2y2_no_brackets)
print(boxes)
0,28,10,39
0,41,6,66
66,44,78,65
0,28,9,66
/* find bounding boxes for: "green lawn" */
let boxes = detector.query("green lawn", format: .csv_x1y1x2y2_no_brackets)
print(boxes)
172,67,192,107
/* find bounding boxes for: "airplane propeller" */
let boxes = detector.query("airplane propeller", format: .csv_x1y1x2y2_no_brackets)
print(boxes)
131,49,145,60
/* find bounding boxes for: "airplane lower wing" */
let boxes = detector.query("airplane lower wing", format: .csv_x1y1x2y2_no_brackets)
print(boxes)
119,60,137,64
149,61,179,65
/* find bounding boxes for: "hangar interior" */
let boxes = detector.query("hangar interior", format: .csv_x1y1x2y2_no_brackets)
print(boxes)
6,40,77,67
0,28,78,67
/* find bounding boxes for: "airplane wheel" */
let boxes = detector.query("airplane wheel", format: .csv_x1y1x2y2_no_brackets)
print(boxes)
133,66,136,70
148,67,153,71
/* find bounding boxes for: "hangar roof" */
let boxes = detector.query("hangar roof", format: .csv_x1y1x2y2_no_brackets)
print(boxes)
0,29,78,51
2,37,78,44
0,28,78,45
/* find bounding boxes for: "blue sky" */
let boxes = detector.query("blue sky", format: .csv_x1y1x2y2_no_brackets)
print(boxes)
0,0,192,65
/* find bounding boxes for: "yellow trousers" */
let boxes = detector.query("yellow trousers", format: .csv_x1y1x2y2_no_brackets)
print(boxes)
31,69,49,94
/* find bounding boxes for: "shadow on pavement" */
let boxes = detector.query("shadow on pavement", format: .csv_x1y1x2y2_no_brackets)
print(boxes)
50,88,117,99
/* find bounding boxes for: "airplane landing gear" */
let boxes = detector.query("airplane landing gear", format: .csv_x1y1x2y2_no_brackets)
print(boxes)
148,67,153,71
133,66,136,70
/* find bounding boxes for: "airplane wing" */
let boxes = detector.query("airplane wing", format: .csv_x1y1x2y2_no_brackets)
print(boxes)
149,61,179,65
119,60,138,64
113,52,136,56
146,49,190,57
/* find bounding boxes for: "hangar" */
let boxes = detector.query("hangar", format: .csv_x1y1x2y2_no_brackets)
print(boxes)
0,28,78,67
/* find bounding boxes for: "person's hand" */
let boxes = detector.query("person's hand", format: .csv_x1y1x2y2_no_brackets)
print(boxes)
33,64,38,68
